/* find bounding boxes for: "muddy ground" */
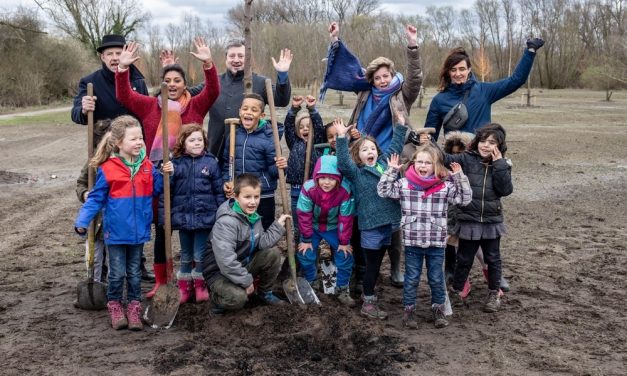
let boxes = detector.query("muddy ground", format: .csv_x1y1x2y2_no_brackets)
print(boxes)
0,89,626,375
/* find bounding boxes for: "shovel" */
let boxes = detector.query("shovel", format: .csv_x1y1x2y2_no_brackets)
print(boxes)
265,79,319,305
143,83,181,329
76,82,108,311
224,118,239,184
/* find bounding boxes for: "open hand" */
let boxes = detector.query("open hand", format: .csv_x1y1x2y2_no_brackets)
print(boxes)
292,95,304,109
119,42,140,70
333,118,352,137
338,244,352,257
160,49,178,67
387,153,402,170
190,37,212,66
450,162,462,174
305,95,316,109
272,49,293,72
298,242,312,254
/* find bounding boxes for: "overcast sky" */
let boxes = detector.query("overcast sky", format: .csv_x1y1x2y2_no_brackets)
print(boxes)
4,0,476,30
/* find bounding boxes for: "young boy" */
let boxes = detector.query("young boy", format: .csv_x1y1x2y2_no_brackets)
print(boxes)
222,93,287,230
203,173,290,314
296,155,355,306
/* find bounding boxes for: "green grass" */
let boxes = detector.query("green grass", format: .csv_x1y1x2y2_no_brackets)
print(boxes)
0,111,73,126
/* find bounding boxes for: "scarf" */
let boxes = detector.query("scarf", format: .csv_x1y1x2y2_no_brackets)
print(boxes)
232,200,261,224
319,40,371,101
405,167,445,198
358,74,403,153
149,91,191,161
116,148,146,178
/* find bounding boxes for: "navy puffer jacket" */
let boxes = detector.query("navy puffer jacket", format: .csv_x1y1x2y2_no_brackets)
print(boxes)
221,121,284,197
163,152,225,230
285,107,326,185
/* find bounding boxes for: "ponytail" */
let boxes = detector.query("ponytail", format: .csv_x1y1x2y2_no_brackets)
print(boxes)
90,132,115,168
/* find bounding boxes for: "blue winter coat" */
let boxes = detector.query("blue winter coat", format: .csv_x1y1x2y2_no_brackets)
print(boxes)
165,152,225,231
221,121,284,197
285,106,326,186
425,49,536,140
71,64,148,125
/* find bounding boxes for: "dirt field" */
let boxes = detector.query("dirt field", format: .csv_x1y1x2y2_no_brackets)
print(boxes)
0,89,626,375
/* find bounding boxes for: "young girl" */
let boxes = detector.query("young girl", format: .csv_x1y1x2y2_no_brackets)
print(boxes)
334,114,408,320
444,123,513,313
167,124,225,304
377,146,472,328
296,155,355,306
74,115,172,331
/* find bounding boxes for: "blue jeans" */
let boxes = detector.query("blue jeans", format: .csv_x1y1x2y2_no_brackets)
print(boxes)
403,246,446,306
178,229,210,274
297,229,354,288
107,244,143,302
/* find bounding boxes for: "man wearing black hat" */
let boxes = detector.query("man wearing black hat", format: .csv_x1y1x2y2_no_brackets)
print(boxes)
71,35,154,283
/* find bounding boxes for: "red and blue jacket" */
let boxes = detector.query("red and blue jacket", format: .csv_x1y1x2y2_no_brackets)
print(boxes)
297,155,354,246
75,156,163,245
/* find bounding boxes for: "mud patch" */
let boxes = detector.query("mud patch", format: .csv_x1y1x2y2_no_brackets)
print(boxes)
0,170,31,184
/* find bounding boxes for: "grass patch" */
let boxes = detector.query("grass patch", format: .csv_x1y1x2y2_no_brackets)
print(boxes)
0,111,72,127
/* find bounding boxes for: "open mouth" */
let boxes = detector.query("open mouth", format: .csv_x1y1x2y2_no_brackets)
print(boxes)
367,156,376,164
242,115,255,127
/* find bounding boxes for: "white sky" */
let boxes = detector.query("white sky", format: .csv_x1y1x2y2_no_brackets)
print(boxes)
4,0,476,30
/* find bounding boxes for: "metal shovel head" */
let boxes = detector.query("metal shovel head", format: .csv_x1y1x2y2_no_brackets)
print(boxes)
143,282,181,329
76,279,108,311
283,277,320,305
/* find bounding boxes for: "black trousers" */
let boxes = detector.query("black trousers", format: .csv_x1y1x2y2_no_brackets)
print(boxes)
362,247,387,296
452,237,502,291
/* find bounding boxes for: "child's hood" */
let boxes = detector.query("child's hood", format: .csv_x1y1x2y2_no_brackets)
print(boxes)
313,155,342,183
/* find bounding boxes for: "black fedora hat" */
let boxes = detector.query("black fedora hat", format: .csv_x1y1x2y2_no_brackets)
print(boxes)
97,34,126,53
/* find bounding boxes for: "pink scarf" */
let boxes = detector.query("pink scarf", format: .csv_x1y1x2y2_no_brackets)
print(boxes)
405,167,445,198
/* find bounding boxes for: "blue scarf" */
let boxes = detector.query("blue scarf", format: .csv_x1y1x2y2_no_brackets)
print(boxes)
319,40,371,101
358,74,403,153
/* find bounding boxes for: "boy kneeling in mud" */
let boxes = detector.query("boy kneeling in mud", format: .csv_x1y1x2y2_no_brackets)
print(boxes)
202,173,290,314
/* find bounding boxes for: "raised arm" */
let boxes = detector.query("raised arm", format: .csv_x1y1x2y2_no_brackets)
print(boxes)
400,25,423,111
306,96,326,145
377,154,403,200
270,48,293,106
115,42,155,120
334,118,359,180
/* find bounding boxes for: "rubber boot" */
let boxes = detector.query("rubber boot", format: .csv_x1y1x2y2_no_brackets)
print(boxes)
146,263,167,298
192,271,209,302
388,238,404,288
177,272,193,304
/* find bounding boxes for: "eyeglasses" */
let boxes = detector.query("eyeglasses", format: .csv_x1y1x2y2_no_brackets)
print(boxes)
414,160,433,166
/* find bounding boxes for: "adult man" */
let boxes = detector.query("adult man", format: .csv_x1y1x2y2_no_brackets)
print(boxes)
71,34,154,283
185,38,293,158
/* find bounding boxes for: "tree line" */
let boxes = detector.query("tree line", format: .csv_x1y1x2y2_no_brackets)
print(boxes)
1,0,624,108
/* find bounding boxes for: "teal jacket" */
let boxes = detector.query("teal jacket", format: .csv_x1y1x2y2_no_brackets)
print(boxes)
336,124,408,230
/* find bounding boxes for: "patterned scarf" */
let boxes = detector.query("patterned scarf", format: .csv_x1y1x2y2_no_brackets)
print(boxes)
149,91,191,161
405,166,445,198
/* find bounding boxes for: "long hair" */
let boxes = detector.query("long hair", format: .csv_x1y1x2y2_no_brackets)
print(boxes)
349,136,381,167
410,144,448,180
468,123,508,155
90,115,141,168
438,47,471,91
172,123,208,158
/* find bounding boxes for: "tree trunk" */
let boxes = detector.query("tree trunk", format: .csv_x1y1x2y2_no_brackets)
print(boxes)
243,0,254,95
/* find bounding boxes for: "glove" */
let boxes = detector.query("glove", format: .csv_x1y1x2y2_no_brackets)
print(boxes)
526,38,545,51
407,130,421,146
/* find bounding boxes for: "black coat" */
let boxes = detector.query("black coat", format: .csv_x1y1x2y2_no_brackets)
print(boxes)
444,151,513,223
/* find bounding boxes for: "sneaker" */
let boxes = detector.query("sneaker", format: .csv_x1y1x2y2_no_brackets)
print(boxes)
107,301,128,330
360,296,388,320
126,300,143,331
336,286,356,307
432,304,449,328
460,278,472,299
402,305,418,329
484,290,501,313
259,290,285,306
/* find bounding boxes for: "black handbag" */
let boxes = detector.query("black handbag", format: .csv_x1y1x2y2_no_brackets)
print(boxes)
442,90,469,131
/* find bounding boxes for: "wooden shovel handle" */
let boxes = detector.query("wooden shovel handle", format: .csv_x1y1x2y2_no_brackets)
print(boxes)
160,83,173,282
303,79,318,181
86,83,96,272
265,79,297,281
224,118,239,183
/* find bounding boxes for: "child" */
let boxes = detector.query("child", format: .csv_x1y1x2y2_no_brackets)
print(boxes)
444,123,513,313
296,155,355,306
202,173,290,314
377,146,472,328
285,95,326,234
222,93,287,230
74,115,172,331
334,114,408,320
167,124,225,303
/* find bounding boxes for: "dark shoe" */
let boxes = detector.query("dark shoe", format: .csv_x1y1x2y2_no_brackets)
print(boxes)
210,301,225,316
141,263,156,283
483,290,501,313
259,290,285,306
402,305,418,328
336,286,356,307
360,296,388,320
499,276,510,292
432,304,449,328
449,288,468,308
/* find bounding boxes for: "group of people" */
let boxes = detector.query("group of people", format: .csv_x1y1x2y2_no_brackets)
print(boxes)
72,22,544,331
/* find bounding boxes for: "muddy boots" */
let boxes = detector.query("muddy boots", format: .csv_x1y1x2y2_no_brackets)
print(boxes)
388,243,404,288
192,271,209,302
402,305,418,329
361,295,388,320
107,301,127,330
484,290,501,313
432,304,449,328
126,300,143,331
177,272,193,303
146,262,168,299
336,286,356,307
